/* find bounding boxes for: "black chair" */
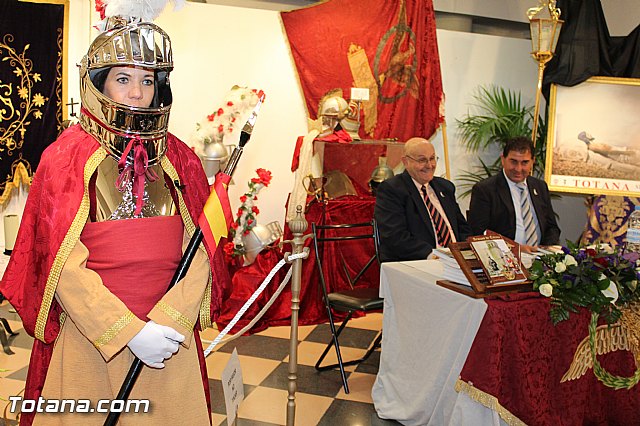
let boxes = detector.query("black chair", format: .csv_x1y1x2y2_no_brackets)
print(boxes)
312,220,383,394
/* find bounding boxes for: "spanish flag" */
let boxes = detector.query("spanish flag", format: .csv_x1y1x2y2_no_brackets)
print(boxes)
198,172,233,251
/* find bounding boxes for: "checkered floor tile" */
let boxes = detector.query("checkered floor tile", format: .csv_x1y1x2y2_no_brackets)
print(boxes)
0,301,399,425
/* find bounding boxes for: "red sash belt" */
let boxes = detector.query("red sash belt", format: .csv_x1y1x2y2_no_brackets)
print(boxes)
80,215,183,319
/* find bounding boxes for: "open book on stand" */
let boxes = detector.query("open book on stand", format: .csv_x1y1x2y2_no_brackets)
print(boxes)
435,234,532,298
468,235,528,285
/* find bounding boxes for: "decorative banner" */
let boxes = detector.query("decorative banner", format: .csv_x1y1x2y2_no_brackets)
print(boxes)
281,0,443,141
0,0,66,203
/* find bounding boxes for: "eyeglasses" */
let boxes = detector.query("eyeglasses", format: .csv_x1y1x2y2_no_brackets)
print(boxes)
405,155,438,165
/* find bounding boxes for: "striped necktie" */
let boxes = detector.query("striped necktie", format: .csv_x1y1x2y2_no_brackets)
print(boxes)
421,185,452,248
517,183,537,246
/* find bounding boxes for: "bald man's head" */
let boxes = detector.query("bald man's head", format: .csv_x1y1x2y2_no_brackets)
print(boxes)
402,137,437,185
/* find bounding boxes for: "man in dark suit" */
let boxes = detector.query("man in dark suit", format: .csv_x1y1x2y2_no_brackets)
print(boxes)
468,137,561,251
374,137,471,262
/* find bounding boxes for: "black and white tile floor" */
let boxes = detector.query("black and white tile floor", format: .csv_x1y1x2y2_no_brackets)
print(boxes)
1,301,399,425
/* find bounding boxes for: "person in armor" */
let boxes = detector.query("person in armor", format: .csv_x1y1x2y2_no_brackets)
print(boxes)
0,16,225,425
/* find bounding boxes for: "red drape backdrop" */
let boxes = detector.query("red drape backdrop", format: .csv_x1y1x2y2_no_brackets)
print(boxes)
217,195,379,333
281,0,443,141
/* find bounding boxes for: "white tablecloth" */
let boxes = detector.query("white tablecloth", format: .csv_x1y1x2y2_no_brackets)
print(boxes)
371,260,505,426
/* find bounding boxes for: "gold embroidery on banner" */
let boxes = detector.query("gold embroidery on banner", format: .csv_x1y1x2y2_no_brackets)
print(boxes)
161,156,212,329
455,379,527,426
35,148,107,342
94,311,135,348
0,160,31,204
156,301,194,331
0,34,49,157
55,27,63,132
583,196,634,246
347,43,379,136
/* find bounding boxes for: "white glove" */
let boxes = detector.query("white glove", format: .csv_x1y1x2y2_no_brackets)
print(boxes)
127,321,185,368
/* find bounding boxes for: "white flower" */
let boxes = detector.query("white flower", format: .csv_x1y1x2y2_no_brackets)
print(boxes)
564,255,578,266
555,262,567,273
539,283,553,297
600,244,614,254
601,281,619,304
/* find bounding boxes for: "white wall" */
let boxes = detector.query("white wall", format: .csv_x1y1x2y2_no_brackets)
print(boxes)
156,4,307,229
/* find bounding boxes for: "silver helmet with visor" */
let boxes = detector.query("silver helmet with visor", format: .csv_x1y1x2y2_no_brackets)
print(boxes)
79,16,173,165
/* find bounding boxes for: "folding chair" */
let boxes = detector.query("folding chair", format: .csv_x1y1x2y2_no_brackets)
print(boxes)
312,220,383,394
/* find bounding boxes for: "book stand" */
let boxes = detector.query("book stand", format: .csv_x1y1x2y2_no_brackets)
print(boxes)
436,240,532,298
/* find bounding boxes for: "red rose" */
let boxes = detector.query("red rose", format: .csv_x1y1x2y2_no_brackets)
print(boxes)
230,221,239,229
593,256,609,267
218,124,225,133
227,101,234,107
256,168,272,186
243,230,250,236
252,206,259,214
217,108,224,116
237,208,243,216
223,242,235,256
239,195,247,203
207,113,215,121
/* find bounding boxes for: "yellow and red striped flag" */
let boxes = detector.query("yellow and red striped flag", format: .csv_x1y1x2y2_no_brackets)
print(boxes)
198,172,233,251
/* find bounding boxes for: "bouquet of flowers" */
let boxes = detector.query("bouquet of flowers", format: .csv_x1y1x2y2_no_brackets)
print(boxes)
530,242,640,325
224,168,273,259
530,243,640,389
192,86,263,147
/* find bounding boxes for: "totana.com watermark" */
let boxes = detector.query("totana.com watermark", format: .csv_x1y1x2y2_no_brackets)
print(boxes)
8,396,150,414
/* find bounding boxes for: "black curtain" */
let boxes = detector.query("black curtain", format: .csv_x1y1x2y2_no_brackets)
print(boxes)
544,0,640,90
0,0,64,198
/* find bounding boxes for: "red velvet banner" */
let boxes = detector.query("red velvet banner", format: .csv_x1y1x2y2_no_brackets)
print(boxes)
281,0,443,141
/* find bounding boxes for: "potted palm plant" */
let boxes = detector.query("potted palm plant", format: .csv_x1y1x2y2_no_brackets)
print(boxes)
456,85,546,197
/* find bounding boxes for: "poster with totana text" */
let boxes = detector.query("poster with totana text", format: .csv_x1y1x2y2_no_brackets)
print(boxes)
545,77,640,196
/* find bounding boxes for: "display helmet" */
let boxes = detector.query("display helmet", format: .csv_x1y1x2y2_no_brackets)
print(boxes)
317,90,349,136
79,16,173,165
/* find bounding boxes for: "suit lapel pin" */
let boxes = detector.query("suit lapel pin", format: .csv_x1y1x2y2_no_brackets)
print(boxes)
439,191,445,198
533,188,538,196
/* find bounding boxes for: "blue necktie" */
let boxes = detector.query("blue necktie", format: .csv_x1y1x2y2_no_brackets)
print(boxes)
517,183,537,246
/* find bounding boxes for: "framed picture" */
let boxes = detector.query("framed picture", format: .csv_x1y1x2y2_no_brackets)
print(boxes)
545,76,640,196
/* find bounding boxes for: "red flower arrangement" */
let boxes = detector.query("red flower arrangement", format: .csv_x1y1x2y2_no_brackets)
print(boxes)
224,168,273,259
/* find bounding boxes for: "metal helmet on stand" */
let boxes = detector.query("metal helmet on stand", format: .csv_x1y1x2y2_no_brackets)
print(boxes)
317,89,349,137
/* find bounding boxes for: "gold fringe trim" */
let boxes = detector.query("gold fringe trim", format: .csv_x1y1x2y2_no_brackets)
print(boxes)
455,379,527,426
0,162,31,205
156,301,194,331
93,311,135,348
35,148,107,342
160,156,212,329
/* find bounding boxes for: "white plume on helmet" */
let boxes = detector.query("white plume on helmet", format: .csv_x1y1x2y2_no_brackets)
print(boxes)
98,0,185,27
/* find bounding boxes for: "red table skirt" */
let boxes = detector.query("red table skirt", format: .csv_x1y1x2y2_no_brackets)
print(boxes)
458,292,640,425
217,196,380,333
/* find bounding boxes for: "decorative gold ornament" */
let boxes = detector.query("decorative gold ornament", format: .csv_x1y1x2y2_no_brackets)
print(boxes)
562,302,640,389
0,34,49,157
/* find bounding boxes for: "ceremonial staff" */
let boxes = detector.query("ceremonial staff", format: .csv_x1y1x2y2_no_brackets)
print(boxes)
105,93,265,426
